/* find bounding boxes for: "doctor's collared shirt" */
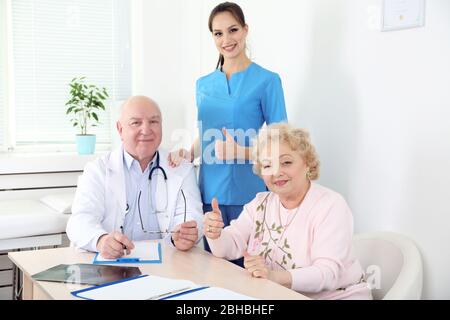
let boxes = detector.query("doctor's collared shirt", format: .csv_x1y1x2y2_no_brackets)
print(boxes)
121,150,161,241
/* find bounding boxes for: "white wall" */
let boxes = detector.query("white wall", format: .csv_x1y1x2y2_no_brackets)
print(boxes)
132,0,203,150
137,0,450,299
287,0,450,300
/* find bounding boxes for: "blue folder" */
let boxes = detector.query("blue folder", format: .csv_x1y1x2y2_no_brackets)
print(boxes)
92,242,162,264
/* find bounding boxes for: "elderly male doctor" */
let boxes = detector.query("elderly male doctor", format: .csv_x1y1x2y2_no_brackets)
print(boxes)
67,96,203,258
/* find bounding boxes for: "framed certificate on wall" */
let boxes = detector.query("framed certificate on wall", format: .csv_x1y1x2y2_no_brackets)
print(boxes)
382,0,426,31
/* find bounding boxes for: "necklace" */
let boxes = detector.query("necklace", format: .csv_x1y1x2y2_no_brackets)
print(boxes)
277,201,301,230
277,181,311,229
271,182,311,270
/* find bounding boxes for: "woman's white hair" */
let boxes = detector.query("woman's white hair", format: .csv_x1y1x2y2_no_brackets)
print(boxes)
252,122,320,180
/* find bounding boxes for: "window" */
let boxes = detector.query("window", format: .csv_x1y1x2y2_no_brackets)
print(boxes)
2,0,131,151
0,1,6,150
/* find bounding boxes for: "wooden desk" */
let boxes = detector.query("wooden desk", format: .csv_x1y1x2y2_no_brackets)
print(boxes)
8,242,309,300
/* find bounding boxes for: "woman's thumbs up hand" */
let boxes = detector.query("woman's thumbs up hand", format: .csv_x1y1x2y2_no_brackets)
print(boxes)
203,197,225,239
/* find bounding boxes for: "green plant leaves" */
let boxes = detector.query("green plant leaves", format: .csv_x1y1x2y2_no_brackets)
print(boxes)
66,76,109,135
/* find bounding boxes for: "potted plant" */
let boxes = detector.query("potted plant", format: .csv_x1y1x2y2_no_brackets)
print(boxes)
65,77,109,155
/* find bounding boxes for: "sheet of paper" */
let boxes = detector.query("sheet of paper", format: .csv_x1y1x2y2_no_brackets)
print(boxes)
94,241,160,262
73,275,198,300
166,287,257,300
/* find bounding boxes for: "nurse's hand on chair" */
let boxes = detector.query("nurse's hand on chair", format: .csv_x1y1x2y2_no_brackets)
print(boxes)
168,148,192,167
203,198,225,240
171,220,198,251
96,232,135,259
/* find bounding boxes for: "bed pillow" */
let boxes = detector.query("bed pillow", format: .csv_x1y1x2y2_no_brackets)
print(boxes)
40,192,75,214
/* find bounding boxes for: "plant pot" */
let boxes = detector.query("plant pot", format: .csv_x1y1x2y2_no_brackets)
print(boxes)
76,134,96,155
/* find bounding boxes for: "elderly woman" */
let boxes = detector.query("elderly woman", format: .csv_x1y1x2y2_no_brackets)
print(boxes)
203,123,372,299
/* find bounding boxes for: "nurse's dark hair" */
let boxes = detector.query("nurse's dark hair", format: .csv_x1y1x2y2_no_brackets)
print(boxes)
208,2,246,70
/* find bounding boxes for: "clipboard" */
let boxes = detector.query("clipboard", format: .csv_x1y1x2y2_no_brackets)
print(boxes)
93,242,162,264
71,275,206,300
71,274,257,300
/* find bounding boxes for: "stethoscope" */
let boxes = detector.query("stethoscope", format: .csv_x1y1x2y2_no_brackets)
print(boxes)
148,151,168,214
149,151,168,182
124,151,168,216
123,151,185,234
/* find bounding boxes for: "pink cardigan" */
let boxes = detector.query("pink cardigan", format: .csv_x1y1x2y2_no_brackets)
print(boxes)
207,183,372,300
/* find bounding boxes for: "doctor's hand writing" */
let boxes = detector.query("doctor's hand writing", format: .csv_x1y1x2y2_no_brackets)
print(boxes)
203,198,224,240
171,220,198,251
96,232,135,259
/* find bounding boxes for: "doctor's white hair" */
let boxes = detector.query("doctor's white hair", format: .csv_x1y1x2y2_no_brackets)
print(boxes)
118,96,162,121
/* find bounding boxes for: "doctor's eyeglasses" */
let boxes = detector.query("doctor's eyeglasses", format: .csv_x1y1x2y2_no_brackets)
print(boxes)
137,187,187,235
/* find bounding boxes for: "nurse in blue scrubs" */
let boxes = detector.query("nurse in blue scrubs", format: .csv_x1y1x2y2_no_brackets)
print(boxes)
169,2,287,266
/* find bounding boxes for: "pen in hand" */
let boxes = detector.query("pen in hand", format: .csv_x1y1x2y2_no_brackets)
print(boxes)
120,226,128,255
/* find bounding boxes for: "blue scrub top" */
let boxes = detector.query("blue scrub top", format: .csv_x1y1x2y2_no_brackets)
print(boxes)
196,62,287,205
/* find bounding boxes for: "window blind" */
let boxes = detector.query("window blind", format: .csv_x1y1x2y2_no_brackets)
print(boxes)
11,0,131,146
0,2,5,150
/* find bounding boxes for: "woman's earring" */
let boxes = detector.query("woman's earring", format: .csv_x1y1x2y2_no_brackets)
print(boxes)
306,170,312,180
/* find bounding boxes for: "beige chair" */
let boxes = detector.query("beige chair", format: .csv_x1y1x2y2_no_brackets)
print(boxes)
352,231,423,300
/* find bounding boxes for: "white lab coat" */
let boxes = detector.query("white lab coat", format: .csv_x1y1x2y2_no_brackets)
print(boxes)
66,146,204,252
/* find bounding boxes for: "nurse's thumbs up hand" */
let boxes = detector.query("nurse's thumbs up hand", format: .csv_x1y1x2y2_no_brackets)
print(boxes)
215,128,241,160
203,198,225,240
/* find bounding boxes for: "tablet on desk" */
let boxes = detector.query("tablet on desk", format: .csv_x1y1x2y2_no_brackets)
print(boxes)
31,263,142,286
